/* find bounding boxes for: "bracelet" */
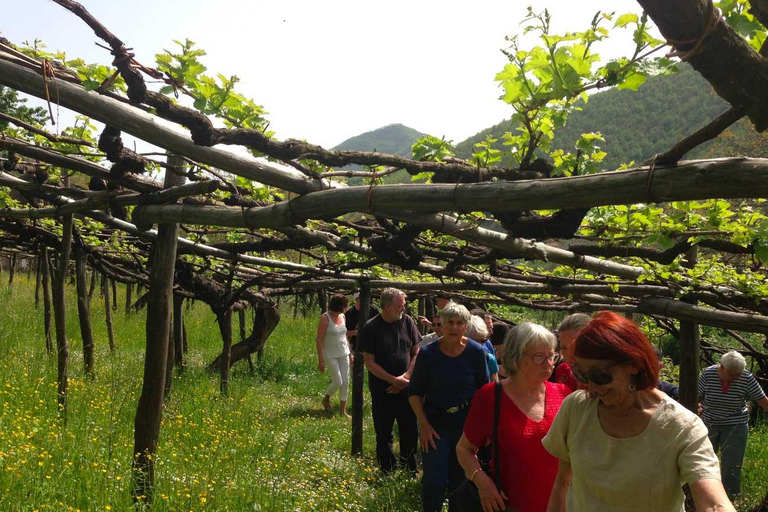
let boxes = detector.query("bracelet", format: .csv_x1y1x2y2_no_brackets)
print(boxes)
470,468,483,483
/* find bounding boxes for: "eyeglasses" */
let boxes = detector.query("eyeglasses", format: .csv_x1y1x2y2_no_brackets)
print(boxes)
571,363,618,386
530,352,558,365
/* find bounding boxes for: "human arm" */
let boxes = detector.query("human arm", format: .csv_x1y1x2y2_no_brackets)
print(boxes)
315,314,329,372
690,479,736,512
418,315,433,329
757,395,768,412
409,395,440,452
456,434,506,512
545,460,572,512
363,352,404,388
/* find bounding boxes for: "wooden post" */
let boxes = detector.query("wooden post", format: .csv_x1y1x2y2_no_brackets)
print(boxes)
34,256,42,307
318,288,328,313
131,155,184,504
88,268,97,299
53,215,73,420
217,308,233,396
173,294,185,373
75,249,95,378
103,277,116,352
111,278,118,311
125,282,133,315
41,247,53,354
165,318,174,397
8,252,16,285
418,297,426,334
238,308,247,341
351,282,371,455
679,247,700,412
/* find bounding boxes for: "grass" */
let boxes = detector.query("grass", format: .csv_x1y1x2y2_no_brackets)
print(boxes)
0,276,420,511
0,276,765,511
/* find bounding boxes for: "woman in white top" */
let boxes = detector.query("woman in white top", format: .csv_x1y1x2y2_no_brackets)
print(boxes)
316,294,353,417
542,311,734,512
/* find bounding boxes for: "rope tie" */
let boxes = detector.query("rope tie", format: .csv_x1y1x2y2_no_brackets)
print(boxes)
286,195,303,225
40,60,60,126
665,1,722,61
365,169,378,215
645,155,659,203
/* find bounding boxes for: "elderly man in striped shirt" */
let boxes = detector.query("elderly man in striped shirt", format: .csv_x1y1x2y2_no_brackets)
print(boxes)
698,350,768,499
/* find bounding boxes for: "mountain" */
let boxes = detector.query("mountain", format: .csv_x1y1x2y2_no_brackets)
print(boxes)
454,65,731,171
332,123,426,184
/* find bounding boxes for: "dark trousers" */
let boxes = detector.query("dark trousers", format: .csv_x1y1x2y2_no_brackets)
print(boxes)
421,412,466,512
370,389,418,473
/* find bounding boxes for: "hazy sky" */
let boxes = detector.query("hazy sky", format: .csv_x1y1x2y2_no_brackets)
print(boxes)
2,0,648,149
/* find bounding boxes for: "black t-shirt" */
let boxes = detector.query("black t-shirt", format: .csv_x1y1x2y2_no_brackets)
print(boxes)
359,314,422,393
345,305,379,350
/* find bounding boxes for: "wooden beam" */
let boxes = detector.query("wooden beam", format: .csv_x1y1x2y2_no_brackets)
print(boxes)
637,0,768,130
0,56,332,195
132,159,768,227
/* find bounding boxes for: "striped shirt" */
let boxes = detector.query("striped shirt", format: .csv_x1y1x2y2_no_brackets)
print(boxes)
698,365,765,426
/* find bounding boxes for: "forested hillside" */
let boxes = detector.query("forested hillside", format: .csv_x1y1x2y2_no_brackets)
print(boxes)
332,123,426,184
454,65,732,171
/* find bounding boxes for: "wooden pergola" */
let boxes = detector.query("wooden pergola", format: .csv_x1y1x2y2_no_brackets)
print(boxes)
1,0,768,505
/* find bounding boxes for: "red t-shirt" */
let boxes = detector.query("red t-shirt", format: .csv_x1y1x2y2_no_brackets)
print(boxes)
464,381,570,512
555,362,584,392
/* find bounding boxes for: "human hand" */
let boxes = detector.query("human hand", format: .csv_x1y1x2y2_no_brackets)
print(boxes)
476,471,507,512
419,421,441,453
318,359,325,372
418,316,432,328
392,374,410,390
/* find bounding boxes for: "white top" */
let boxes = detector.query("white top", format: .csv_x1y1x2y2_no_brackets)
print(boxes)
542,391,720,512
322,312,350,359
418,332,439,348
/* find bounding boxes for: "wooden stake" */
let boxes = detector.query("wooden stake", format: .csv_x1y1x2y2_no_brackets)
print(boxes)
678,247,700,412
53,215,73,421
351,282,371,456
75,249,95,378
103,277,115,352
41,247,53,354
131,155,184,504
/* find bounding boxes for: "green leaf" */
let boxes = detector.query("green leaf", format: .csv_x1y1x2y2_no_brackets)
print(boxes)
617,72,646,91
614,13,639,28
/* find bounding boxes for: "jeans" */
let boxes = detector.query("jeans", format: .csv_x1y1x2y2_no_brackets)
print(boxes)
706,423,749,498
370,389,418,473
421,411,466,512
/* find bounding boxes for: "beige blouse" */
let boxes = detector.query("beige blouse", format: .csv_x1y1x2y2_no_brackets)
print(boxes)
542,391,720,512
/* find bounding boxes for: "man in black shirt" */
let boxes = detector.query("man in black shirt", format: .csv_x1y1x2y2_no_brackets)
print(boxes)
345,292,379,351
359,287,421,473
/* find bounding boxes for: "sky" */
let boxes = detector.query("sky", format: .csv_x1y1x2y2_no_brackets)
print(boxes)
1,0,648,149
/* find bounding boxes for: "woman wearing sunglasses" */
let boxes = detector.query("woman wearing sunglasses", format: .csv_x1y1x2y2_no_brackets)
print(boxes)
542,311,735,512
456,322,571,512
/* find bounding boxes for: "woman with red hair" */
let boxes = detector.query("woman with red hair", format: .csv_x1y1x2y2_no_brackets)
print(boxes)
542,311,734,512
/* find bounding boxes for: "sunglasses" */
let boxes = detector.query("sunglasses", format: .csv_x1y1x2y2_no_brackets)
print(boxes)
571,363,618,386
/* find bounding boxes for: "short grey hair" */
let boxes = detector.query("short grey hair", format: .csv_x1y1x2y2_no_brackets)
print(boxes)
466,315,489,342
500,322,556,376
720,350,746,375
557,313,591,334
439,301,471,326
379,287,406,309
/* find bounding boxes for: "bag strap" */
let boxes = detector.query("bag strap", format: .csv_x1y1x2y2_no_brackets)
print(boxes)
492,381,502,491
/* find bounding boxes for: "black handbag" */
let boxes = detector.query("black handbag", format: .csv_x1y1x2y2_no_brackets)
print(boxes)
450,382,504,512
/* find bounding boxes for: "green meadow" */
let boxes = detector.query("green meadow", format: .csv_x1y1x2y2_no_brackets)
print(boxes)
0,277,765,511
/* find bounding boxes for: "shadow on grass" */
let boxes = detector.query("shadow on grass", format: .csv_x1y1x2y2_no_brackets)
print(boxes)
285,404,338,419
